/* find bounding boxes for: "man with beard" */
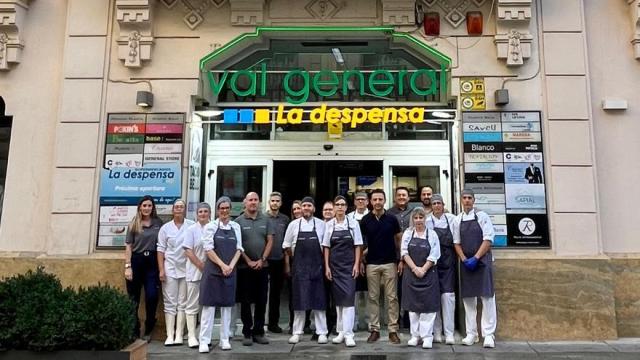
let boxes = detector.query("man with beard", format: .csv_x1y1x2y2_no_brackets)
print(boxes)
266,192,290,333
420,186,434,216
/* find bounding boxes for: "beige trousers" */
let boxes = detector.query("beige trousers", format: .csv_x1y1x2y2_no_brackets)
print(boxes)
366,263,399,332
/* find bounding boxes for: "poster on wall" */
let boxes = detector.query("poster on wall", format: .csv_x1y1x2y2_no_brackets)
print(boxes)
97,113,185,248
462,111,549,248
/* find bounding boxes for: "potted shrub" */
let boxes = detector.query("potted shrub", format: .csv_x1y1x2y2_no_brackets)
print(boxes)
0,267,147,360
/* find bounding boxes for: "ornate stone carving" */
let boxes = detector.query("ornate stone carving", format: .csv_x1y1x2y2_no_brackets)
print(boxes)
229,0,265,26
494,0,533,67
116,0,154,68
382,0,415,25
630,0,640,59
305,0,343,20
0,0,33,71
159,1,229,30
421,0,490,28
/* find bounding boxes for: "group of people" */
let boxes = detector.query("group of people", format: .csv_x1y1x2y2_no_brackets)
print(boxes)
123,186,497,353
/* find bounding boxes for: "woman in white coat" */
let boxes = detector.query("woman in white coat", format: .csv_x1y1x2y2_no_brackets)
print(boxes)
157,199,195,346
182,202,211,347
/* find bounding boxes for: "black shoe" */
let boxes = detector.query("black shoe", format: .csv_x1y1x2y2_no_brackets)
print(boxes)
311,333,319,341
304,326,313,335
253,335,270,344
268,325,283,333
288,328,293,335
242,337,253,346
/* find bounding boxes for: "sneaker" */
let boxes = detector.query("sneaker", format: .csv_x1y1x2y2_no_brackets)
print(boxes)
288,334,300,344
462,334,479,346
242,337,253,346
141,334,152,343
483,335,495,348
253,335,269,344
332,332,345,344
268,325,283,333
433,333,444,343
220,339,231,350
407,336,419,347
317,334,328,344
445,335,455,345
345,336,356,347
422,337,433,349
198,343,209,353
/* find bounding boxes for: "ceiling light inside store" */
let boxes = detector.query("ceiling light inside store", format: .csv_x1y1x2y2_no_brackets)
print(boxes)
331,48,345,65
431,111,454,119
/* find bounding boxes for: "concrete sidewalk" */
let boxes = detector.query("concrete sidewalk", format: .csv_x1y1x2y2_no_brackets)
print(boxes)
148,332,640,359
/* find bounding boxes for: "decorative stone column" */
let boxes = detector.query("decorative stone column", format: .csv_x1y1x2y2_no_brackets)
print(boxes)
115,0,154,68
494,0,533,66
0,0,33,71
630,0,640,59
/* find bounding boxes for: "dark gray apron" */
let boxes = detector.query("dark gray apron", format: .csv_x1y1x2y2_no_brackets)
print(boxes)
431,216,456,293
328,218,356,307
459,213,494,298
291,220,326,311
401,230,440,313
200,223,237,307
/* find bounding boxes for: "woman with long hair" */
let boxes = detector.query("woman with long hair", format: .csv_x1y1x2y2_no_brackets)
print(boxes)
182,202,212,348
198,196,244,353
401,207,441,349
322,195,363,347
124,195,164,341
157,199,195,346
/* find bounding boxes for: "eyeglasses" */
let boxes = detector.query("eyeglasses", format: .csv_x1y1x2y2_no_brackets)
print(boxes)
218,206,231,210
335,203,347,207
323,208,333,211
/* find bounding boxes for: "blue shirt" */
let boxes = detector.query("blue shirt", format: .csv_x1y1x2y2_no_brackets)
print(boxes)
360,211,401,265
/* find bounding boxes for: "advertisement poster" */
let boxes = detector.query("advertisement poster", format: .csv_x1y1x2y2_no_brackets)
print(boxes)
463,111,548,248
187,126,203,219
98,113,185,248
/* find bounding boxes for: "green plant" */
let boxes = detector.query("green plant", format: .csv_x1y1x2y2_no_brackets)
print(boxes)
0,267,136,351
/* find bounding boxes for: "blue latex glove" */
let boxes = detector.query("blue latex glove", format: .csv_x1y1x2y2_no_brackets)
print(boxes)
463,257,479,271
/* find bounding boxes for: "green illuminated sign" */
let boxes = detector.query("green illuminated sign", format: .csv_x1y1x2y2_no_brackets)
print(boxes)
206,62,448,105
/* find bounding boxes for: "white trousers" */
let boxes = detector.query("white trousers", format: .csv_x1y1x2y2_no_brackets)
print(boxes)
335,306,355,337
162,277,187,315
293,310,327,335
185,281,201,315
409,312,436,340
433,292,456,337
199,306,232,345
462,295,497,337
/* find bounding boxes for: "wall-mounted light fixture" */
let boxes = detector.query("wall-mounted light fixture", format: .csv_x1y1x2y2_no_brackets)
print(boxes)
423,12,440,36
136,90,153,107
466,11,483,36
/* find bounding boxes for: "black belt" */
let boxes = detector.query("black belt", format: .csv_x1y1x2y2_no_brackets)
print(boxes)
134,250,156,257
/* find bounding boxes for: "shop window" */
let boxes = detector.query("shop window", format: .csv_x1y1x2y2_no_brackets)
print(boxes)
0,96,12,223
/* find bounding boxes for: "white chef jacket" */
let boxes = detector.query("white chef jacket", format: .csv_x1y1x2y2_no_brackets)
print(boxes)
157,219,195,279
321,217,364,248
201,219,244,252
453,208,495,244
182,221,208,282
346,209,369,222
400,227,441,265
282,217,325,255
427,213,458,235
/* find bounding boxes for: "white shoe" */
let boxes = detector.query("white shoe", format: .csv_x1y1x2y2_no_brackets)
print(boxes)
445,335,455,345
433,333,444,343
345,336,356,347
220,339,232,350
407,336,420,347
198,343,209,353
332,332,345,344
483,335,495,348
462,334,479,346
317,334,328,344
422,337,433,349
288,335,300,344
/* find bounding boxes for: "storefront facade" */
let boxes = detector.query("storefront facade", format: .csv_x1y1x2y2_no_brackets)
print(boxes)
0,0,639,340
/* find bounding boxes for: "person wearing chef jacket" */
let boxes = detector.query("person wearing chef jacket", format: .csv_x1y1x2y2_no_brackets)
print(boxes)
182,202,212,348
401,207,441,349
198,196,244,353
426,194,458,345
322,195,363,347
453,189,497,349
157,199,195,346
283,196,329,345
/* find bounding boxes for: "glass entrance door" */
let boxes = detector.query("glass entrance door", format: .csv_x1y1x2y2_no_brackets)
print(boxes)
385,157,452,209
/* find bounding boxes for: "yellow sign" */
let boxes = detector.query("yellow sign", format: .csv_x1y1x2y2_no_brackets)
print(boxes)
328,122,343,139
460,77,486,111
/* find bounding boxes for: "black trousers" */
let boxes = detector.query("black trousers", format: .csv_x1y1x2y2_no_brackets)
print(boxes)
268,259,285,327
237,267,269,337
126,251,160,337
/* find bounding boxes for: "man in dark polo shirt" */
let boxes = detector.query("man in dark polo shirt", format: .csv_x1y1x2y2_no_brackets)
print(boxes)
235,192,274,346
265,191,290,333
360,189,402,344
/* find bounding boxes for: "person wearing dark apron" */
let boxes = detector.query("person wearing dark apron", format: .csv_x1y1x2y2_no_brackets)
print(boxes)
282,196,328,344
346,192,369,332
198,196,244,353
427,194,458,345
322,195,363,347
453,189,497,349
401,207,441,349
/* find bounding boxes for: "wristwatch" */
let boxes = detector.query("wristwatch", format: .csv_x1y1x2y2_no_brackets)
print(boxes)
260,256,267,262
125,263,131,269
